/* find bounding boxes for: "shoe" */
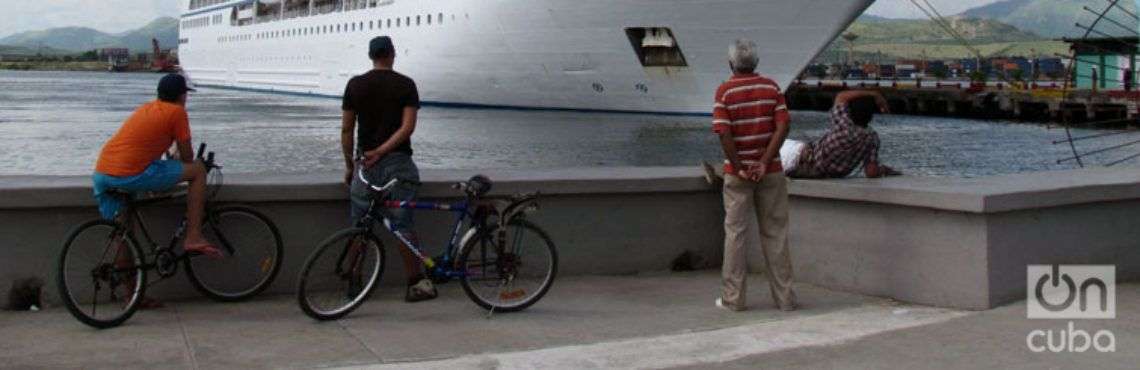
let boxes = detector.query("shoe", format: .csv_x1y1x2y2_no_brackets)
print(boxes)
715,298,744,312
701,161,724,186
405,278,438,303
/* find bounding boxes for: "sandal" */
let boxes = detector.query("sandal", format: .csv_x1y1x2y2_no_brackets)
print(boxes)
185,242,224,259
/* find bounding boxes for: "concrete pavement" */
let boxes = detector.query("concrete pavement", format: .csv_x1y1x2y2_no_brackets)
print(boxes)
1,272,1135,369
673,285,1140,370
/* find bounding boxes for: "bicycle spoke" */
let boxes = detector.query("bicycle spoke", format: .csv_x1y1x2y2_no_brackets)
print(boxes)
460,220,556,312
298,230,383,320
186,207,282,301
60,220,144,328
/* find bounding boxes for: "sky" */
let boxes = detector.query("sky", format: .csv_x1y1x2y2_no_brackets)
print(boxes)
0,0,1002,39
0,0,181,38
865,0,1003,19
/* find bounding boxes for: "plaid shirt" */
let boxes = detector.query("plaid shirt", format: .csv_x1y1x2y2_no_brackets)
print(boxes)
797,104,880,178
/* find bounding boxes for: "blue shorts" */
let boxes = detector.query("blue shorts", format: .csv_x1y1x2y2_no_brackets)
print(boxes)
92,160,184,220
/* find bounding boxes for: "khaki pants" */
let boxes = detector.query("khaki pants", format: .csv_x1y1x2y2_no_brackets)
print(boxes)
721,173,797,310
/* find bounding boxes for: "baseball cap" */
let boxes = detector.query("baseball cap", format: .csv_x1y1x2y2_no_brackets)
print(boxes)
369,36,395,59
157,73,196,100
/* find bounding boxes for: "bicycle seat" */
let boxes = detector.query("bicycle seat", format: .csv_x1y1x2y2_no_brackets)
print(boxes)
105,188,135,200
106,188,181,206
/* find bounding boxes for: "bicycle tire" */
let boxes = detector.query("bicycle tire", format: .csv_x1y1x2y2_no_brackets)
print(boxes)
57,219,147,329
459,219,557,312
185,205,284,302
297,228,385,321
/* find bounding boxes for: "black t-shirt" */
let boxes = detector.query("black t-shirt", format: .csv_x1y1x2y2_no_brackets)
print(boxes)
342,69,420,155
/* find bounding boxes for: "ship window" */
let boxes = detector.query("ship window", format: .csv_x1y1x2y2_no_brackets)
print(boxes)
426,15,431,25
387,19,391,28
624,27,689,67
438,13,443,24
416,16,421,26
337,25,341,32
370,21,374,29
406,17,410,26
397,18,401,27
360,22,364,30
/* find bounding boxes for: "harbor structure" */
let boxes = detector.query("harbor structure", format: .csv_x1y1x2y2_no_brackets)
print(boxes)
1066,37,1139,90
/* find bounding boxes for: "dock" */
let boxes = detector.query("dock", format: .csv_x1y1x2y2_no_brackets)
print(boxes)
788,80,1140,128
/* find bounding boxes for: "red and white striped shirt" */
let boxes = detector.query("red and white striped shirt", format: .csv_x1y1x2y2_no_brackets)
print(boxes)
712,73,790,174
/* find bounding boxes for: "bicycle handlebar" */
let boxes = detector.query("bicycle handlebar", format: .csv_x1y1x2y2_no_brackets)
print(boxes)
197,143,219,171
357,167,400,192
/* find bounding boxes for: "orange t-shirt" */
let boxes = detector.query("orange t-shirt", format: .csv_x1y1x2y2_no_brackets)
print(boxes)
95,100,192,177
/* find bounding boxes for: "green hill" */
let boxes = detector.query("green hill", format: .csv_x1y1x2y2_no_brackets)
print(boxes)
820,15,1063,61
0,44,73,57
841,16,1043,45
0,17,178,53
960,0,1137,38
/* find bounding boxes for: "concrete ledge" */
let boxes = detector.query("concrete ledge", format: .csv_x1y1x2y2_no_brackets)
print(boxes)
7,166,1139,212
790,166,1140,213
2,166,1139,310
0,167,710,209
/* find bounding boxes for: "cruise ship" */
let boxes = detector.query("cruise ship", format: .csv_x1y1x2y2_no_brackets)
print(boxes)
179,0,874,115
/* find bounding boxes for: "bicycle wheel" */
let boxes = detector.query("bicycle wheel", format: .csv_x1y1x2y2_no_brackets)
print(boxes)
297,228,385,321
56,220,147,329
185,206,283,302
459,219,557,312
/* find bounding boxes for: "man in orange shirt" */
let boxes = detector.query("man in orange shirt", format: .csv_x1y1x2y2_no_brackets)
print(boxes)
92,74,220,258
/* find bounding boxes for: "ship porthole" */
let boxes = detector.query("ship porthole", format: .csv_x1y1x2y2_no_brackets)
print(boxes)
592,83,605,93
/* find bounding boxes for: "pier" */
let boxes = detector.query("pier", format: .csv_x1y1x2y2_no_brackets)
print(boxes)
788,80,1140,128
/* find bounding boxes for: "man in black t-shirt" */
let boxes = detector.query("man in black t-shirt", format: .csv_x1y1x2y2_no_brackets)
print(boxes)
341,36,437,302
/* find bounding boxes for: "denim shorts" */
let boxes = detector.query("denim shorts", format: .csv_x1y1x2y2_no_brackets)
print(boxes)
350,152,420,232
92,160,184,220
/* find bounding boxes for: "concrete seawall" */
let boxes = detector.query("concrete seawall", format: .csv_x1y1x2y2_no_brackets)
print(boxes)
2,167,1139,310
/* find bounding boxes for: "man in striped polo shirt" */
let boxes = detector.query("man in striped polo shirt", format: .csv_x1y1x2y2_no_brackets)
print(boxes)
711,39,797,312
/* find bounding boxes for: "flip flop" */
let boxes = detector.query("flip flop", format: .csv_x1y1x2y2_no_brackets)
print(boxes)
184,242,224,259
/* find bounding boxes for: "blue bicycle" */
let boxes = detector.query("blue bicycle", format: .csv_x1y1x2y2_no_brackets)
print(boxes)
296,168,558,320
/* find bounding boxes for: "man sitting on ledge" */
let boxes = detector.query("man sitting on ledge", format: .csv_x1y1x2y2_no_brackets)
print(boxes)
783,90,901,179
704,90,900,183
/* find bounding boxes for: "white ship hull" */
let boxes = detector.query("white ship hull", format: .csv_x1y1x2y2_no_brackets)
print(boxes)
179,0,873,114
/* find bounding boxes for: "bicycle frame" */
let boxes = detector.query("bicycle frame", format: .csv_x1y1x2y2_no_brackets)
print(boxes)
109,143,230,274
356,197,475,278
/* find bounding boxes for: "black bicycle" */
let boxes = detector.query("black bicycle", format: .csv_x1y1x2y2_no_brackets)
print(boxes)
296,168,557,320
57,144,284,329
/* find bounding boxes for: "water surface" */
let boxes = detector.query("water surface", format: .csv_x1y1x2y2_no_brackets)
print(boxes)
2,70,1136,177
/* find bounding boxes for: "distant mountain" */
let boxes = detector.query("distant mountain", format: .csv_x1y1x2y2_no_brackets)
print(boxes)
856,14,894,23
818,15,1065,61
842,16,1043,44
115,18,180,52
958,0,1138,38
0,27,120,51
0,17,178,53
